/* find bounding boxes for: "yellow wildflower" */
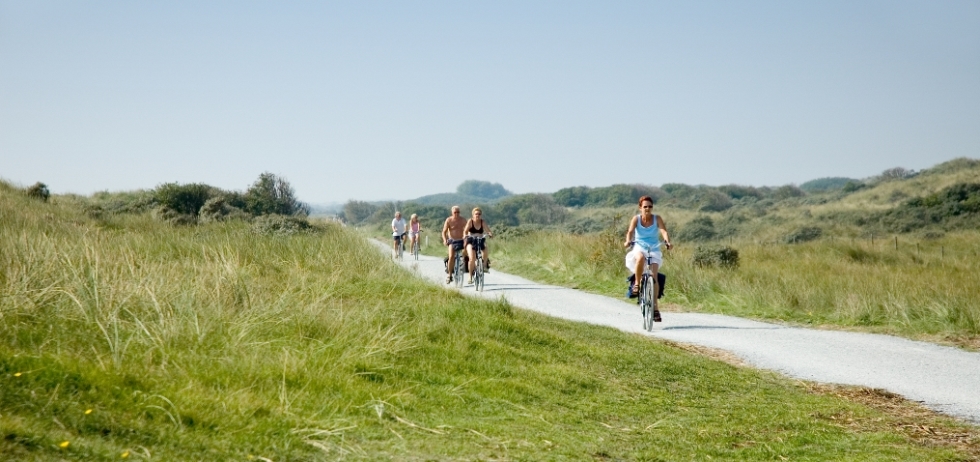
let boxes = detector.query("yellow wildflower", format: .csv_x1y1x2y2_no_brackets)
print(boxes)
14,372,21,377
121,450,130,458
59,441,70,448
85,409,93,415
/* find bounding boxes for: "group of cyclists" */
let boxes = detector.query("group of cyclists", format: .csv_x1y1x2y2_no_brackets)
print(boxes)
390,196,671,317
391,205,492,285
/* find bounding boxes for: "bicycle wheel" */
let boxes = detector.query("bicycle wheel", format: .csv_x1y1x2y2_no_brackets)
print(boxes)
641,275,655,331
413,240,419,260
454,256,465,288
474,255,484,291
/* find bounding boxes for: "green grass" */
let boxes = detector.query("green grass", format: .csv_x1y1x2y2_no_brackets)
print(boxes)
1,187,977,460
489,229,980,348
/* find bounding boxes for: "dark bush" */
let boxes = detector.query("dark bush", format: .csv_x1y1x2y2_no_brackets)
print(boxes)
718,184,763,200
553,186,591,207
199,197,247,223
698,190,733,212
841,181,866,193
26,182,51,202
878,167,914,182
677,215,716,242
784,226,822,244
771,185,806,201
155,183,216,216
245,173,309,216
693,246,739,268
877,182,980,232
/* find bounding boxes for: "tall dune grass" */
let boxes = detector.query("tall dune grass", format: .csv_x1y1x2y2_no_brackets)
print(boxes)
1,187,976,460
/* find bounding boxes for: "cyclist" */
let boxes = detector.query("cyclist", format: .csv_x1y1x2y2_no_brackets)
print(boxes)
624,196,672,298
441,206,467,283
391,211,407,257
407,213,422,255
464,207,493,284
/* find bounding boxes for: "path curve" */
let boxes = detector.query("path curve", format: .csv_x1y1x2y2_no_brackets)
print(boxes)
386,244,980,424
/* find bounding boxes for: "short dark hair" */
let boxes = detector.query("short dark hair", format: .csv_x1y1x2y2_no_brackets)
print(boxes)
638,196,654,206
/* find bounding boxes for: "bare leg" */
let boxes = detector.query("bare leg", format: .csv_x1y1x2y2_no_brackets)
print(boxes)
632,252,644,292
466,244,477,277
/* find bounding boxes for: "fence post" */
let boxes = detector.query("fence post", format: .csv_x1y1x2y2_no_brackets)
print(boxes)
894,236,898,251
871,233,874,247
942,246,945,259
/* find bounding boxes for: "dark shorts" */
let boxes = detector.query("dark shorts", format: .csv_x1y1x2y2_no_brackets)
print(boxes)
393,233,406,243
465,236,487,250
447,239,464,251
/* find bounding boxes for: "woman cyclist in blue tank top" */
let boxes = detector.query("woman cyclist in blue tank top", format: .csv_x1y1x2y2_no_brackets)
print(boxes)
624,195,672,296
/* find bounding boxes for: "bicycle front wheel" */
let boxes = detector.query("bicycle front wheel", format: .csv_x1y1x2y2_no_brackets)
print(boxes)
454,257,465,288
474,256,484,291
641,275,655,331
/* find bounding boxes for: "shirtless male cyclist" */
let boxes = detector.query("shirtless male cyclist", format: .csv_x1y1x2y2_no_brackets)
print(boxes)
441,206,467,284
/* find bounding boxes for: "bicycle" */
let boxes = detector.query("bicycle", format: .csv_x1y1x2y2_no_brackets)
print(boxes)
411,231,421,260
629,242,661,331
446,239,466,288
393,232,406,260
468,234,489,292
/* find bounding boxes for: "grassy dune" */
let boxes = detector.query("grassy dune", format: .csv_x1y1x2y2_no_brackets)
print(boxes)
1,185,978,460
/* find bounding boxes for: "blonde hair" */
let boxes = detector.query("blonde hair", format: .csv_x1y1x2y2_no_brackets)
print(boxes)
472,207,482,215
410,213,418,221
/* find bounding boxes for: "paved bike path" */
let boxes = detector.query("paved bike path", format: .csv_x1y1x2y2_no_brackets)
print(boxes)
387,245,980,424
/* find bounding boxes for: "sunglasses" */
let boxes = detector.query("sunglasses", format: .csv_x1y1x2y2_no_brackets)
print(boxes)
641,205,653,209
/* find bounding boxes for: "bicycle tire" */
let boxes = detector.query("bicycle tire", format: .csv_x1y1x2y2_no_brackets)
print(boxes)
474,254,484,292
454,255,465,288
413,240,419,260
641,275,655,331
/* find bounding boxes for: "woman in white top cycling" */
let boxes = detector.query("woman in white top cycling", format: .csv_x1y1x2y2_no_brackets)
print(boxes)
624,195,672,296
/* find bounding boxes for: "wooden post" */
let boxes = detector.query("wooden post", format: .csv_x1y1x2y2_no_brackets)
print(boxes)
894,236,898,250
942,246,945,259
871,233,874,246
916,243,919,256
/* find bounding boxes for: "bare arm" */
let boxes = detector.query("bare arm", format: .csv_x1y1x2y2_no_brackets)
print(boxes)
441,219,450,243
624,216,638,247
658,215,672,249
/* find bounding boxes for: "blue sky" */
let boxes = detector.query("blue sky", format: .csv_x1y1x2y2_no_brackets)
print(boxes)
2,1,978,203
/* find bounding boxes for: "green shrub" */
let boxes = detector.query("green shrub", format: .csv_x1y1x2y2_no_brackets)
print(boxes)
692,245,739,268
842,181,866,193
785,226,823,244
155,183,216,216
677,215,716,242
199,197,247,223
245,173,309,216
25,182,50,202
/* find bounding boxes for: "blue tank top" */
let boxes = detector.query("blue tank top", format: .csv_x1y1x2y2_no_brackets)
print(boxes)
635,214,661,252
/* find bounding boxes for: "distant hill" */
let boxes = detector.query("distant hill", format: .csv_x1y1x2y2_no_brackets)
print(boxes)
408,180,513,206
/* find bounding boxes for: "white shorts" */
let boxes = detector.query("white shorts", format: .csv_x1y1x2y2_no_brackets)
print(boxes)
625,247,662,271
